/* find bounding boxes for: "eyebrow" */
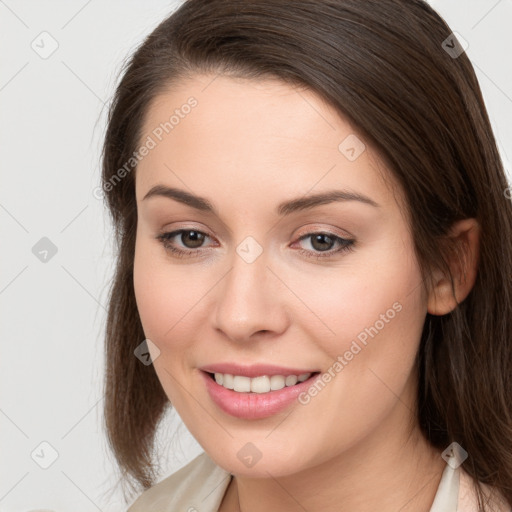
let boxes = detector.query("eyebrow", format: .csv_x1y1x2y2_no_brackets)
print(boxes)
142,184,380,216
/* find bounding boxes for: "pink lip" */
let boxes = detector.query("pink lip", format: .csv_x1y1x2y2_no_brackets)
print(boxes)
200,369,321,420
199,363,318,378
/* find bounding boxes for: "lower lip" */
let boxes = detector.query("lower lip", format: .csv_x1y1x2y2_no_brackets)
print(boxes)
200,370,321,420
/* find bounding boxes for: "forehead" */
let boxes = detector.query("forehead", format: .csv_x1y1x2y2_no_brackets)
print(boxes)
135,74,401,213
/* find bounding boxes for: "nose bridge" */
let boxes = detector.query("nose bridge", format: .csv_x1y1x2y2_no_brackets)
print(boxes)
213,240,287,341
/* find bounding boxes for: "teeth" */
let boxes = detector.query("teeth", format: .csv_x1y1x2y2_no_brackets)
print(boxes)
285,375,298,386
213,372,313,393
234,375,251,392
270,375,286,390
223,374,234,389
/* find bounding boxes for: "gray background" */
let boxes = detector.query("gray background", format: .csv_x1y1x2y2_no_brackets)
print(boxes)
1,1,511,510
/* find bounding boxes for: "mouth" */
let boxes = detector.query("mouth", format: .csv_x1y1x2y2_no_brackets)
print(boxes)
200,369,323,419
203,370,321,394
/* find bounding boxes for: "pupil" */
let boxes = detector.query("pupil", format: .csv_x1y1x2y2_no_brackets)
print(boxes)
312,234,333,251
183,230,204,248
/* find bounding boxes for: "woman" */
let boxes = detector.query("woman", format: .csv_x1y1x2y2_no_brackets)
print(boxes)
100,0,512,510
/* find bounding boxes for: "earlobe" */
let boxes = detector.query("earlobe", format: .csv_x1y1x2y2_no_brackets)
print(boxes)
427,218,480,316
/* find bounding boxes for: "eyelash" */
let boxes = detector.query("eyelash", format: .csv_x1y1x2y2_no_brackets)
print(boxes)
155,229,355,260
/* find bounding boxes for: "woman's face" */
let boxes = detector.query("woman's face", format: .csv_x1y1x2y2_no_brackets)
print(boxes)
133,74,429,477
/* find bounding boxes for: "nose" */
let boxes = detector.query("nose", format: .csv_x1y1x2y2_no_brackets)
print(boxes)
212,247,290,343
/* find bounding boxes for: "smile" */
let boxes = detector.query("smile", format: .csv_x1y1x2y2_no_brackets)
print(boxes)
200,370,322,419
209,372,314,393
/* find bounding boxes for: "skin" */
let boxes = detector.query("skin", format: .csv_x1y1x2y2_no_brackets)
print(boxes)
133,73,480,511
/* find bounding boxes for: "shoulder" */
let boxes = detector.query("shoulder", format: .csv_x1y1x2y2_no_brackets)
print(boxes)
127,451,232,512
459,467,511,512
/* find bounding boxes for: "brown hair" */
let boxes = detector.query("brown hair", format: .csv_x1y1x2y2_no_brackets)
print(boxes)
101,0,512,507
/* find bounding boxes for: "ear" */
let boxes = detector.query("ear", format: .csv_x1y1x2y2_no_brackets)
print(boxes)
427,218,480,316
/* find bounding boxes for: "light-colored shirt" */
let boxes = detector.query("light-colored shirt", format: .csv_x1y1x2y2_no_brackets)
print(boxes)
127,451,510,512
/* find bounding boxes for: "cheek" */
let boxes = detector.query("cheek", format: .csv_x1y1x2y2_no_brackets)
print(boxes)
288,234,426,367
283,247,427,454
133,237,218,352
133,238,187,343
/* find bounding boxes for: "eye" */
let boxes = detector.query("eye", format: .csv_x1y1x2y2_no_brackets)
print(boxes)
155,229,214,258
155,228,355,260
293,232,355,260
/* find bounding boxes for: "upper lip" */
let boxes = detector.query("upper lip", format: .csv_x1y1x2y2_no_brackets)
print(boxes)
200,363,319,378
